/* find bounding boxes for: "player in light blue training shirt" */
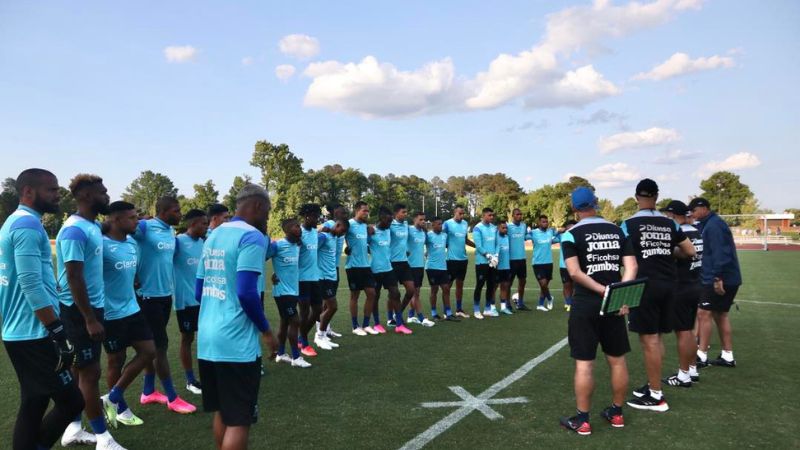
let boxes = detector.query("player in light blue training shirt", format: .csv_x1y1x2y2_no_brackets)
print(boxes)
442,205,475,317
297,204,325,355
317,218,349,347
389,204,417,327
507,208,533,310
471,208,499,318
370,207,411,334
495,220,514,315
558,220,578,312
405,212,432,325
319,204,349,339
344,201,378,336
530,214,562,311
425,217,457,322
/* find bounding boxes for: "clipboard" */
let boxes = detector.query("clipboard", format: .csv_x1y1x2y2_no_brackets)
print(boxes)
599,278,648,316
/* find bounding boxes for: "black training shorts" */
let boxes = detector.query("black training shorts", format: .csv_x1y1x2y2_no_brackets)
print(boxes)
138,296,172,350
346,267,376,291
560,268,572,284
699,284,739,313
4,338,78,396
509,259,527,281
320,279,338,300
568,298,631,360
61,303,103,368
391,261,413,283
410,267,424,288
176,305,200,333
533,264,553,281
199,358,261,426
373,270,399,290
446,260,468,281
274,295,299,319
672,283,702,331
426,269,451,287
628,280,674,335
298,281,323,305
104,311,153,353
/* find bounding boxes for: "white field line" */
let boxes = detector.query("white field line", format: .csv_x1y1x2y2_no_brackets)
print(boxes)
735,299,800,308
398,337,568,450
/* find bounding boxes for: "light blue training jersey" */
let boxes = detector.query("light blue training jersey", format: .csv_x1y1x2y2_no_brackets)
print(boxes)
407,226,427,268
472,222,498,265
266,239,300,297
174,233,204,310
369,227,392,274
317,231,338,281
443,218,469,261
196,219,267,363
0,206,60,341
298,226,320,282
425,231,448,270
133,218,176,297
56,215,104,308
530,227,560,265
322,219,345,267
102,236,140,320
507,222,530,261
389,219,409,262
497,233,510,271
345,219,370,269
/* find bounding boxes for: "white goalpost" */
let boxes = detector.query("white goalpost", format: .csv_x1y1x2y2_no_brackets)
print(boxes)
718,213,795,251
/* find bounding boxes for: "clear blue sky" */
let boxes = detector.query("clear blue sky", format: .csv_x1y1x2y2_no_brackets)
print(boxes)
1,0,797,210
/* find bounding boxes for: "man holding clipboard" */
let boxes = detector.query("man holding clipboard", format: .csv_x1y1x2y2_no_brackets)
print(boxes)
559,187,639,436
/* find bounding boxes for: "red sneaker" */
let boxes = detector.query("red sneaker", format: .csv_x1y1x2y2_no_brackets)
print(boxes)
140,391,168,405
300,345,318,357
601,407,624,428
560,416,591,435
167,396,196,414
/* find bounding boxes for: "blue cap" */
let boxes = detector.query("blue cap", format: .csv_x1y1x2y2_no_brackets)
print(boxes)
571,187,597,210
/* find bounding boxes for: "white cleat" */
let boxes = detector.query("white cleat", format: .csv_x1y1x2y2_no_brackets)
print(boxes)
363,326,379,335
327,328,343,338
455,311,470,318
407,316,421,324
352,327,368,336
292,357,312,368
185,382,202,395
61,422,97,447
473,311,484,320
536,305,548,312
484,309,499,317
546,298,554,310
314,335,333,350
97,435,128,450
275,353,292,364
421,318,436,327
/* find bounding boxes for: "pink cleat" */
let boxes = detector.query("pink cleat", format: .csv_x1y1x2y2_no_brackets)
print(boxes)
373,324,387,334
395,325,413,335
167,396,196,414
140,391,168,405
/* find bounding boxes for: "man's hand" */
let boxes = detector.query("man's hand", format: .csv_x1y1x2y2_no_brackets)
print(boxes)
618,305,630,316
85,318,105,342
262,330,278,359
272,273,280,285
47,320,76,372
714,278,726,296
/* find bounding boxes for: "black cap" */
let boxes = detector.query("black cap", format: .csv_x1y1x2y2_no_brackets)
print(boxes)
688,197,710,210
659,200,689,216
635,178,659,198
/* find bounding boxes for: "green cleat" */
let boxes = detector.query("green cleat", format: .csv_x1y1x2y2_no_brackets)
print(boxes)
116,408,144,426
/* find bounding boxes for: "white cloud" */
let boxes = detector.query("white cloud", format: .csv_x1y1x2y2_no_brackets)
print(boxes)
696,152,761,177
633,52,735,81
303,56,458,119
275,64,297,81
654,148,701,164
163,45,198,63
242,56,255,66
578,162,642,188
598,127,680,154
279,34,320,59
523,65,621,109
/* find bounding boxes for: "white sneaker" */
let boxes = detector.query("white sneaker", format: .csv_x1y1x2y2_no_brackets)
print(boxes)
275,353,292,364
546,298,554,310
455,311,470,318
352,327,368,336
314,335,333,350
421,318,435,327
61,422,96,446
292,357,312,368
407,316,421,324
536,304,548,312
185,382,202,395
363,326,379,335
484,309,498,317
327,328,343,338
97,434,127,450
473,311,484,320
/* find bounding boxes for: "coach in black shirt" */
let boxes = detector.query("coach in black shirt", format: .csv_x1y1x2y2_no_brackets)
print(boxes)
558,187,637,436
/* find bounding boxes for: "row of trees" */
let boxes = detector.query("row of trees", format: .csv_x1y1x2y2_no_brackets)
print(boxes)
0,141,776,237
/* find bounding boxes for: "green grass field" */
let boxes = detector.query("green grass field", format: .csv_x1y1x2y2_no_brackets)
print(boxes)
1,250,798,449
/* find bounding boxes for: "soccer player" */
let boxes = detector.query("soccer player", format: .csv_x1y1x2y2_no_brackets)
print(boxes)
371,207,412,335
496,220,513,315
623,179,695,412
472,207,499,319
132,196,196,414
319,204,348,338
389,204,416,327
297,204,324,355
101,201,157,428
1,169,86,450
195,184,279,449
426,217,458,322
406,212,435,326
659,201,703,386
559,187,637,436
345,201,379,336
689,197,742,368
316,218,349,348
268,218,312,368
443,205,475,318
207,203,230,236
507,208,532,311
559,220,578,312
56,174,127,449
530,215,561,311
174,209,208,394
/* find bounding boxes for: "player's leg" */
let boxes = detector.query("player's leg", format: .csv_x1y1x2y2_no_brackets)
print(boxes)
349,289,361,333
221,426,250,450
485,268,498,316
370,284,385,333
516,263,527,308
297,299,312,350
500,280,512,314
41,382,85,448
561,312,595,435
563,279,574,311
430,284,440,319
696,308,712,365
473,265,487,318
213,412,226,449
708,285,737,367
400,279,415,314
363,285,377,333
317,282,339,347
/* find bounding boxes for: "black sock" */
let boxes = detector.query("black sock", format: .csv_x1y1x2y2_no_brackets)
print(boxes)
576,410,589,422
610,404,622,415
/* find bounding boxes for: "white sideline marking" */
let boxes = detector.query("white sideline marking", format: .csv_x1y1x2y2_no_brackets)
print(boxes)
399,337,568,450
736,299,800,308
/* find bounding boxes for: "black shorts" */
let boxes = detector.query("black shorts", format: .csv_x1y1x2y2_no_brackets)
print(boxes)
138,296,172,350
176,305,200,333
410,267,425,288
391,261,413,283
475,264,496,286
672,284,702,331
495,269,511,284
103,311,153,353
346,267,375,291
373,270,398,290
61,303,103,368
4,338,78,396
446,259,468,281
568,303,631,360
274,295,299,319
199,358,261,427
320,279,339,299
426,269,451,287
298,281,323,305
699,284,740,313
560,268,572,284
509,259,527,281
628,280,674,334
533,264,553,281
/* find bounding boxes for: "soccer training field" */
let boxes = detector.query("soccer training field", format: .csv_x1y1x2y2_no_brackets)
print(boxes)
1,250,797,449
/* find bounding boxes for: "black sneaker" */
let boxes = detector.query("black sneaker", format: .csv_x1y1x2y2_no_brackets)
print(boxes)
600,406,624,428
559,416,591,435
690,373,700,382
632,382,649,398
662,374,692,388
517,304,533,311
432,314,444,321
387,319,397,328
626,393,669,412
445,315,461,322
709,355,736,368
696,356,710,368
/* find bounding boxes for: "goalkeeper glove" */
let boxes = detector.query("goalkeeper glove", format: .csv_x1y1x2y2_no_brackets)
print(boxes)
46,320,75,373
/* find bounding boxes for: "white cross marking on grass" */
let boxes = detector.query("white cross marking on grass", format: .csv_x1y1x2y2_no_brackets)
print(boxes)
399,337,568,450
